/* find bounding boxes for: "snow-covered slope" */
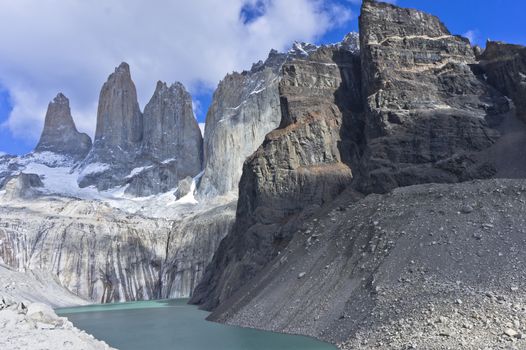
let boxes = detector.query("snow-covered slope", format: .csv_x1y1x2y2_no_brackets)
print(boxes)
0,151,211,218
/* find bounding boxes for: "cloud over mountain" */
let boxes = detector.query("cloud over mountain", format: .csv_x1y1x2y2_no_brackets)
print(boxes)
0,0,352,143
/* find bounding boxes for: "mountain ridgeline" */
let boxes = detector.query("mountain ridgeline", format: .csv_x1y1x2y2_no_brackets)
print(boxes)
2,0,526,348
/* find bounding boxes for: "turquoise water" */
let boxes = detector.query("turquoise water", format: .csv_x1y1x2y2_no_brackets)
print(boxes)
56,299,336,350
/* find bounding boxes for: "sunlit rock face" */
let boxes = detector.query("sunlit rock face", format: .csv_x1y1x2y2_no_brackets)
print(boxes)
197,50,287,198
78,63,203,195
0,197,235,303
35,93,92,160
191,38,363,309
479,41,526,121
192,0,519,314
142,81,202,165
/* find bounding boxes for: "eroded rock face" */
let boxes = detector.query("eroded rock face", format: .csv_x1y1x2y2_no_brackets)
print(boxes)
197,51,287,197
357,0,509,193
79,64,203,194
94,62,143,149
191,41,363,309
142,81,203,167
479,41,526,121
0,197,235,303
1,173,43,200
79,63,143,190
35,93,92,160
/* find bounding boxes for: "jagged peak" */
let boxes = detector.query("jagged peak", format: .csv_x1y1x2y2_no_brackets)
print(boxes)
52,92,69,105
115,62,130,74
153,80,188,95
289,41,318,57
341,32,360,52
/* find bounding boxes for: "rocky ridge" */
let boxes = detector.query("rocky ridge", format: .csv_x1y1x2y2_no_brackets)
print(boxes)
79,63,204,195
192,37,363,308
192,1,526,349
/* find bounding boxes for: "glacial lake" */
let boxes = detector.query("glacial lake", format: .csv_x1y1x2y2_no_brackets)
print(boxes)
56,299,337,350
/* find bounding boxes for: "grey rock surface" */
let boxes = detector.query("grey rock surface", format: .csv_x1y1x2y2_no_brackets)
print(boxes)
0,196,235,303
479,41,526,121
79,63,203,195
192,1,526,343
197,51,287,197
142,81,203,166
0,264,87,308
94,62,143,149
79,62,143,190
208,179,526,350
175,176,194,200
34,93,92,160
0,299,114,350
1,173,43,200
356,0,509,193
191,40,362,309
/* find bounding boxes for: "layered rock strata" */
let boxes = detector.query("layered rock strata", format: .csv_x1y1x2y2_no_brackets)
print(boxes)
479,41,526,121
191,40,363,309
356,0,509,193
192,0,522,325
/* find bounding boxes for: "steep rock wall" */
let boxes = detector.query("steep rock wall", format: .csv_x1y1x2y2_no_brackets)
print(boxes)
0,198,235,303
191,42,363,309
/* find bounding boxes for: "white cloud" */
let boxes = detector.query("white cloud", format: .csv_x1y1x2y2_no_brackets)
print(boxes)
463,29,478,44
0,0,352,145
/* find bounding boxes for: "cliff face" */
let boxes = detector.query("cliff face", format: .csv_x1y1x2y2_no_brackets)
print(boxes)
35,93,92,160
197,51,286,197
142,81,203,166
192,0,523,326
79,64,204,195
191,40,363,309
125,81,203,196
357,0,509,193
0,197,235,303
94,62,143,149
79,63,144,190
479,41,526,121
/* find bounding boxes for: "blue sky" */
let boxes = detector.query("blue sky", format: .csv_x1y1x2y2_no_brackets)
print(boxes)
1,0,525,155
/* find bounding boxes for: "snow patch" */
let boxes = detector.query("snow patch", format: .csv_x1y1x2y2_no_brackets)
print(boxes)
125,165,153,179
173,171,204,205
78,162,110,180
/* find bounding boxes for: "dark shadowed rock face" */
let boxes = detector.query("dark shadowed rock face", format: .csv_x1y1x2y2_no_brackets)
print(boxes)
357,0,509,193
34,93,92,160
191,40,363,309
479,41,526,121
142,81,203,167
